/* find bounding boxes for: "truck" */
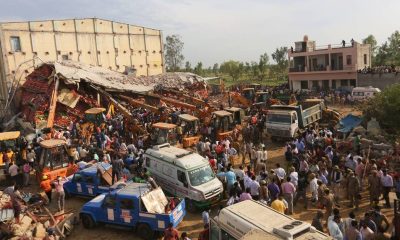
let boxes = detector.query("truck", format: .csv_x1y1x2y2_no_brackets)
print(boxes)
79,182,186,240
265,99,325,139
210,200,330,240
63,162,128,198
144,144,223,211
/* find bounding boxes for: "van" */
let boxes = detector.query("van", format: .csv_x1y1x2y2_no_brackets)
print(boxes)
210,200,330,240
351,86,381,101
144,143,223,211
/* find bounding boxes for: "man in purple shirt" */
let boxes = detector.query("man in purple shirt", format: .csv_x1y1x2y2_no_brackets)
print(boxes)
268,178,280,201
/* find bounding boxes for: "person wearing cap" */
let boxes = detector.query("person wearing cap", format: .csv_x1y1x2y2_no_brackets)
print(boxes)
368,170,382,206
259,180,269,202
347,170,360,209
380,169,393,208
40,175,52,203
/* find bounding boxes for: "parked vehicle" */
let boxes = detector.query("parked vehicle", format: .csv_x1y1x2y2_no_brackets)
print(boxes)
351,86,381,101
35,139,77,182
144,143,223,211
63,162,127,197
79,183,186,240
266,99,325,139
210,200,330,240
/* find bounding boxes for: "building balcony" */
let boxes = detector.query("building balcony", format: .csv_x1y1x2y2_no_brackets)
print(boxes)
288,64,357,75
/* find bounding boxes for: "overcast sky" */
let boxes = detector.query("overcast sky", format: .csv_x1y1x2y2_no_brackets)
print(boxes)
0,0,399,67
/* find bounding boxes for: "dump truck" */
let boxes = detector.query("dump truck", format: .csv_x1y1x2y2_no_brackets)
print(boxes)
265,99,325,139
210,200,330,240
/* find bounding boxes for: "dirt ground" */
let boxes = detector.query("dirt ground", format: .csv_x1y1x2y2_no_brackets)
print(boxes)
12,105,396,239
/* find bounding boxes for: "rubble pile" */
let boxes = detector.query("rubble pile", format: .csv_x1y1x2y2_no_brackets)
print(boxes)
19,61,208,128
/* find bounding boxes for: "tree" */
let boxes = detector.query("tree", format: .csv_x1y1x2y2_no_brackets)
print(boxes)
184,61,192,72
250,61,260,80
271,47,289,71
258,53,269,81
386,30,400,66
194,62,203,75
363,34,378,65
164,35,184,71
220,61,244,81
375,42,389,66
212,63,219,75
362,84,400,134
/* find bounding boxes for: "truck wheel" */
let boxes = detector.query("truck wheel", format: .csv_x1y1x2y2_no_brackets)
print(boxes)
186,199,197,213
81,214,95,229
137,223,154,240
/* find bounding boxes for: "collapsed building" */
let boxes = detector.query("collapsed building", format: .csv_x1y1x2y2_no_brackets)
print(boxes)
19,60,207,128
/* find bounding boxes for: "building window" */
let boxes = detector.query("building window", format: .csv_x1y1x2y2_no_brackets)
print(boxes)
62,55,69,60
346,55,352,65
10,36,21,52
364,54,367,64
341,79,348,86
350,79,356,87
300,81,308,89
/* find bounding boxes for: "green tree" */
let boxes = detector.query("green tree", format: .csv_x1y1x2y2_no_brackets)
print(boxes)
258,53,270,81
271,47,289,72
164,35,184,71
184,61,192,72
220,60,244,81
250,61,260,80
212,63,219,75
362,84,400,134
244,62,251,76
363,34,378,65
194,62,203,75
387,30,400,65
375,42,389,66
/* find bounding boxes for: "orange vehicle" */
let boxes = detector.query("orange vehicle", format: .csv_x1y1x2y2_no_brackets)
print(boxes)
211,110,235,141
151,122,178,145
178,114,201,148
36,139,78,182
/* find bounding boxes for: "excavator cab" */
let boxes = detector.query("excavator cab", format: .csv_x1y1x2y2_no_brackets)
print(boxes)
224,107,245,125
249,83,261,91
242,88,255,102
212,110,235,141
36,139,77,182
85,107,106,126
255,92,270,103
151,122,177,145
178,114,201,148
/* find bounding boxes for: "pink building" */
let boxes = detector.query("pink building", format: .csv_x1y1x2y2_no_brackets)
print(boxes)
288,36,371,91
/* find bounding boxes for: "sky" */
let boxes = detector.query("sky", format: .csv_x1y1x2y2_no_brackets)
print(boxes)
0,0,399,67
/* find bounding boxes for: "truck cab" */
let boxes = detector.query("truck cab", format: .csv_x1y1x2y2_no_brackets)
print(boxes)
265,110,299,138
80,183,186,240
144,144,223,211
64,162,127,197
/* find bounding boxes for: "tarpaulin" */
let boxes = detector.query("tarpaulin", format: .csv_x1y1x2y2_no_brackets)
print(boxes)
337,114,363,133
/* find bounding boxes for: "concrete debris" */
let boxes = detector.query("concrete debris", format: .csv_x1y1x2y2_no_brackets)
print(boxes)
367,118,381,135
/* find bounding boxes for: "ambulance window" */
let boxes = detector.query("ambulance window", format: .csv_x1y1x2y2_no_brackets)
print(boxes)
120,199,134,210
103,195,116,208
177,170,188,187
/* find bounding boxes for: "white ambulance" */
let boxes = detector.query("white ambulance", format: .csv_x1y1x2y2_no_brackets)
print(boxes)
210,200,331,240
144,143,223,211
351,86,381,101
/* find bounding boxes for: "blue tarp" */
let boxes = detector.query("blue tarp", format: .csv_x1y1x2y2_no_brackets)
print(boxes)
337,114,363,133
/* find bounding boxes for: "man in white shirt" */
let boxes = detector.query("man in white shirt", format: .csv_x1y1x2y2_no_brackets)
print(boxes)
328,215,344,240
8,162,19,183
249,175,260,200
381,169,393,208
274,163,286,180
309,173,318,202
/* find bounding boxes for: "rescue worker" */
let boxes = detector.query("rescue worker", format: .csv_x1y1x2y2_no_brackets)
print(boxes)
40,175,52,203
368,170,381,206
347,171,360,209
331,165,342,204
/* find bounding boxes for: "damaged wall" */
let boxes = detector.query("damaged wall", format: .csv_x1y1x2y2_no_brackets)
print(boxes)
0,18,165,115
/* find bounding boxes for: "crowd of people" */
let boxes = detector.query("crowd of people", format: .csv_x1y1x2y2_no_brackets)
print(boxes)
359,66,400,74
1,93,399,239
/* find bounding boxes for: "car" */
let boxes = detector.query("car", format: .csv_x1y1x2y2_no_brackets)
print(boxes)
79,182,186,240
63,162,127,197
